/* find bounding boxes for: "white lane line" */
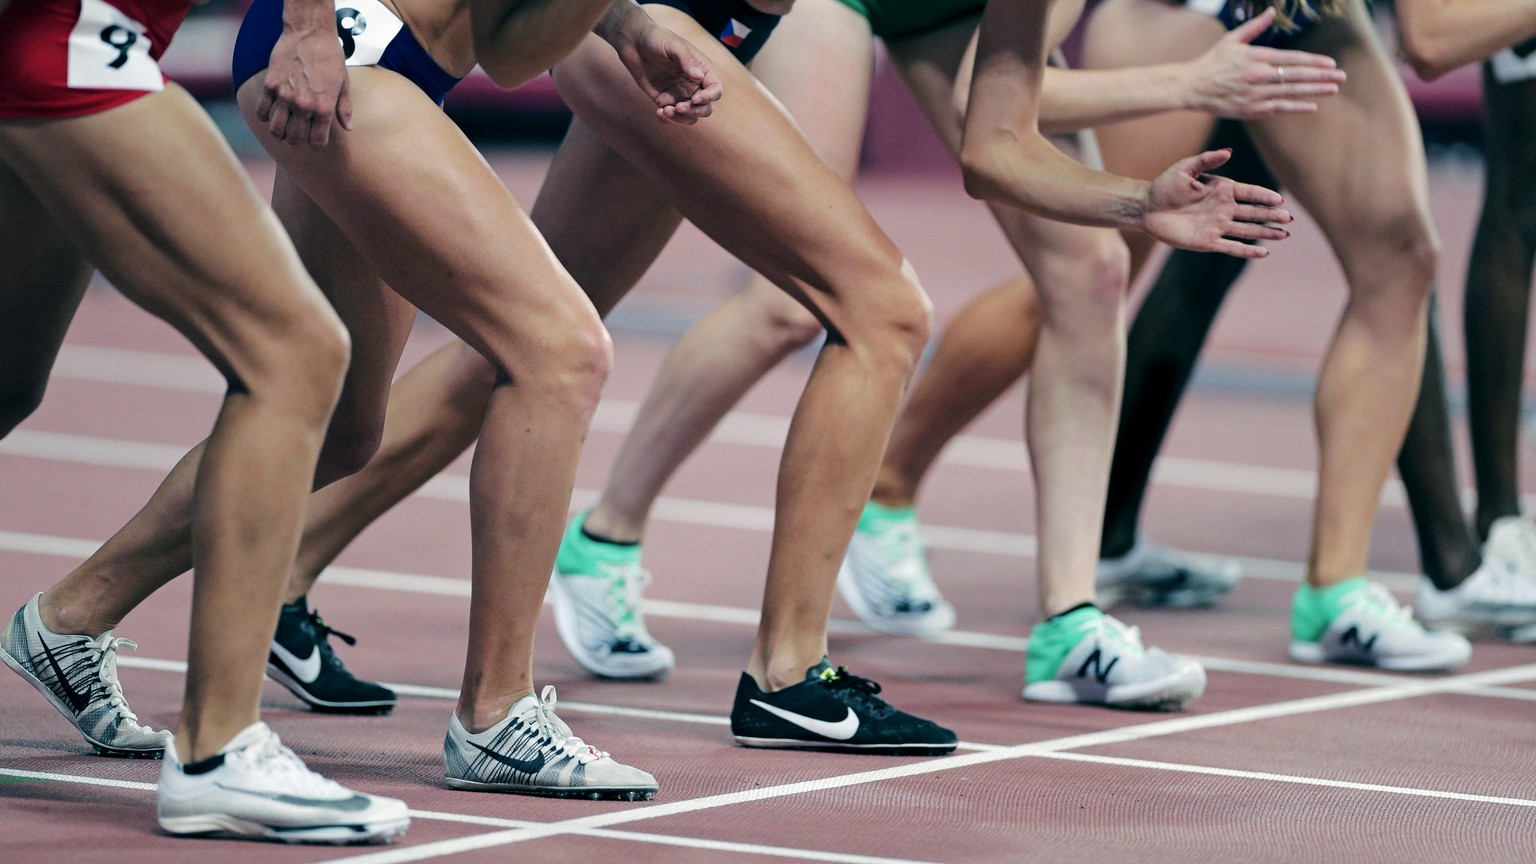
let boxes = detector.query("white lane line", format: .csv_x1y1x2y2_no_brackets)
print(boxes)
1035,752,1536,808
0,430,1420,589
7,529,1525,700
45,344,1536,513
321,663,1536,864
0,769,935,864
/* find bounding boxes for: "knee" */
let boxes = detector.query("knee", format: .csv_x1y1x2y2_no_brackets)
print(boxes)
754,287,825,354
0,376,49,438
514,306,613,422
1365,212,1440,297
277,310,352,423
853,260,932,376
1038,235,1130,329
315,421,383,483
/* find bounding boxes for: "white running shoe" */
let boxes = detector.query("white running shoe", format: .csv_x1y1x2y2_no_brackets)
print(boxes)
157,722,409,844
1484,515,1536,581
837,511,956,634
444,685,658,800
0,593,167,757
1023,609,1206,710
550,559,675,679
1416,561,1536,632
1096,540,1241,608
1291,580,1471,672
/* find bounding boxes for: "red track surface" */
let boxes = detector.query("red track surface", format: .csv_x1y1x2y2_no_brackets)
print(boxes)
3,153,1536,863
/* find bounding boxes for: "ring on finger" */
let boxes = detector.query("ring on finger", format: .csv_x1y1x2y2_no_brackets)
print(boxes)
1278,66,1285,84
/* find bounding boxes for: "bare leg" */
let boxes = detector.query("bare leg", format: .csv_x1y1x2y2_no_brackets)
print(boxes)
1,85,349,759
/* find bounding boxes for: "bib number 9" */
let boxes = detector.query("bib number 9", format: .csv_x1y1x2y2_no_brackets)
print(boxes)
67,0,162,91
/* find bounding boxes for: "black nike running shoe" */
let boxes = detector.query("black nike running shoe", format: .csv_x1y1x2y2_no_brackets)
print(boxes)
730,659,957,755
267,597,395,715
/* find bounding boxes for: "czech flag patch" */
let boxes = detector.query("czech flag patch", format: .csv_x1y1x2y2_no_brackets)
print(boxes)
718,18,751,47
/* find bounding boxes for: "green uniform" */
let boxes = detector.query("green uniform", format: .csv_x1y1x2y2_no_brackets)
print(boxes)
836,0,984,41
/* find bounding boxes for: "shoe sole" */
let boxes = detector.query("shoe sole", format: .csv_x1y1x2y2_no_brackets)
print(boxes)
548,568,673,680
834,560,957,635
1022,665,1207,711
1288,640,1472,672
158,813,409,844
265,664,396,715
732,735,957,756
0,640,164,758
445,777,657,800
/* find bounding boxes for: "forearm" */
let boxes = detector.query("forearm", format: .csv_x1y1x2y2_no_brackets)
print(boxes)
471,0,619,87
1398,0,1536,79
281,0,334,42
1038,64,1191,134
961,126,1149,229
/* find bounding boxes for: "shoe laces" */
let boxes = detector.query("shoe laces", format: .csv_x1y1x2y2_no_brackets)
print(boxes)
596,562,651,641
816,665,894,718
236,728,346,797
1467,560,1536,603
873,524,938,600
1345,583,1414,626
1083,614,1146,657
1500,519,1536,573
91,634,150,728
531,685,607,764
307,610,361,674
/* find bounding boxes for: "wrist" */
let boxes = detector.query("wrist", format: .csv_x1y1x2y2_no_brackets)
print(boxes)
1125,178,1154,231
281,0,333,33
1165,62,1201,113
595,0,648,45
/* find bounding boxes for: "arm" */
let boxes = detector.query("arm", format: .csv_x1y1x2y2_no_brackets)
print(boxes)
594,0,724,124
1037,9,1345,134
257,0,351,148
470,0,618,88
960,0,1290,257
1396,0,1536,79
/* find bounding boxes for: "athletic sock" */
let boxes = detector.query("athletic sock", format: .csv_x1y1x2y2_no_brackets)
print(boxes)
1026,604,1103,682
1291,576,1368,642
557,510,641,574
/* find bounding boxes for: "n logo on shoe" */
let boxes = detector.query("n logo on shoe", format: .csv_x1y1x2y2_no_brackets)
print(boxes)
1339,626,1378,652
749,700,860,740
1076,648,1119,684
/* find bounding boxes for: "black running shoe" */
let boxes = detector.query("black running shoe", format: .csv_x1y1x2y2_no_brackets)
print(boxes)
730,659,957,755
267,597,396,715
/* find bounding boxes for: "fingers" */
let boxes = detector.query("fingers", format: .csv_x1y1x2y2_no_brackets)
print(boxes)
1229,179,1285,209
336,74,354,132
1224,6,1276,44
1211,238,1271,259
1181,148,1234,176
1233,203,1291,226
1252,46,1344,71
1224,220,1290,241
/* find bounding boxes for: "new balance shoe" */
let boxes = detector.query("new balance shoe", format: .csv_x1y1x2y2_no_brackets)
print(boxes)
444,685,657,800
0,593,167,757
1096,540,1241,608
1290,577,1471,671
1416,561,1536,634
268,597,396,715
836,502,956,634
157,721,409,844
1484,515,1536,581
1023,605,1205,710
550,511,674,679
730,659,958,755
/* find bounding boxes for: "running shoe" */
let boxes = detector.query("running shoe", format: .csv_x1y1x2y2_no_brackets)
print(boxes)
1416,561,1536,633
1290,577,1471,671
1023,605,1206,710
550,511,674,679
730,659,958,754
1096,539,1241,608
157,721,409,843
836,502,956,634
1484,515,1536,581
0,593,167,757
444,685,658,800
267,597,396,715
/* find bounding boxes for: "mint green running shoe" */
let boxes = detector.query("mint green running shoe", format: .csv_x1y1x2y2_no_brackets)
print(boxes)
549,512,674,679
1023,606,1205,710
1290,577,1469,671
836,502,956,634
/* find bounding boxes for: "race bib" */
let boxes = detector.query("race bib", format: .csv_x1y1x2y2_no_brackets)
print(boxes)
1490,37,1536,86
334,0,402,67
67,0,163,91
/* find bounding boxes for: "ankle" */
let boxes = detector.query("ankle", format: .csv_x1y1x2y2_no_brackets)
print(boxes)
39,591,114,637
868,476,916,510
456,689,532,734
584,504,644,545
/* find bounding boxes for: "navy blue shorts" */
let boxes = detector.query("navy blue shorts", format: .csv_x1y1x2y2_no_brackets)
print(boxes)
1183,0,1316,49
232,0,460,106
645,0,780,65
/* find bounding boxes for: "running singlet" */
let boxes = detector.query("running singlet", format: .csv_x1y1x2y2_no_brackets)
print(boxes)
646,0,781,64
1182,0,1318,48
233,0,461,106
837,0,984,42
0,0,192,119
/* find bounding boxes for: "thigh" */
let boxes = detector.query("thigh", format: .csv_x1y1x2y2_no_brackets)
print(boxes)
1243,2,1434,276
0,85,337,383
239,67,600,371
552,12,910,333
0,156,92,401
1480,65,1536,222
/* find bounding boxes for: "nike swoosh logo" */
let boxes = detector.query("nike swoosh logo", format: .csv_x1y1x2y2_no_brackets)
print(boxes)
215,784,374,812
38,634,90,714
269,639,322,684
467,740,545,775
749,700,860,740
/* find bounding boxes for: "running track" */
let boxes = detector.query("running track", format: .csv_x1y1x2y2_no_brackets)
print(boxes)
3,151,1535,863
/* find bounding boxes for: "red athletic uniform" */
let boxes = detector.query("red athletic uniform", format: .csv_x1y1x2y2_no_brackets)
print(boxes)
0,0,192,119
